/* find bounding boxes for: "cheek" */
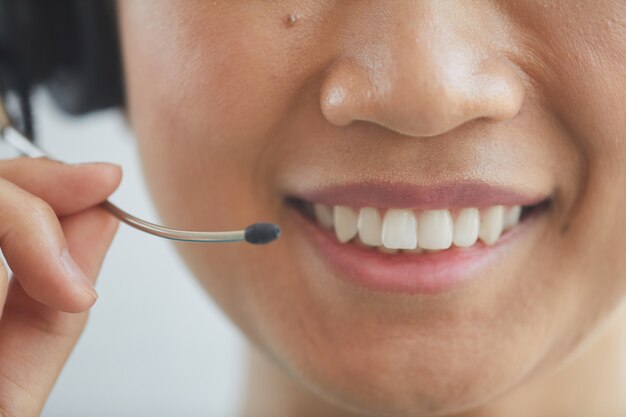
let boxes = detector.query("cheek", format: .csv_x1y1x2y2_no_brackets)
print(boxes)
546,12,626,337
117,1,327,347
120,1,317,159
119,3,327,239
118,3,293,264
508,1,626,354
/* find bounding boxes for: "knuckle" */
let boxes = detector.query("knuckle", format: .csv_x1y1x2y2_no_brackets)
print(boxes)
0,156,29,176
24,194,57,224
0,405,18,417
0,156,44,178
0,365,37,417
0,156,65,187
3,299,88,339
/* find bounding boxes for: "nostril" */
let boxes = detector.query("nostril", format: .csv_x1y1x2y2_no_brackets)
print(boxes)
320,60,374,128
471,56,526,122
321,85,352,127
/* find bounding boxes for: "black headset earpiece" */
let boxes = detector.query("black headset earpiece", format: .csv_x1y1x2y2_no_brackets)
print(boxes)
0,0,123,136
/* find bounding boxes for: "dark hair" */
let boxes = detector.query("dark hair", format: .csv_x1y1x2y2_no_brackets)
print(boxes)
0,0,124,139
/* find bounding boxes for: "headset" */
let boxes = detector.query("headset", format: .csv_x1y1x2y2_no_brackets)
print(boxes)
0,0,281,244
0,0,123,138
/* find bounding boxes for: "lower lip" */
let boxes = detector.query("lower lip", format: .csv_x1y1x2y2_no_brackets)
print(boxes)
289,205,539,295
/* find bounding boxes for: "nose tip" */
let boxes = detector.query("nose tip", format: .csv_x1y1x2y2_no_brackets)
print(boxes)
320,52,525,138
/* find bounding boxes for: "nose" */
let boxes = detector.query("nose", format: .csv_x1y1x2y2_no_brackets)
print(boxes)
319,3,525,138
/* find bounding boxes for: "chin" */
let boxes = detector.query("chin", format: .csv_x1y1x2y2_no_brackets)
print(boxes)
272,317,540,417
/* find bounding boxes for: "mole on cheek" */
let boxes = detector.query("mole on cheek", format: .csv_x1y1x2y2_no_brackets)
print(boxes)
284,13,301,28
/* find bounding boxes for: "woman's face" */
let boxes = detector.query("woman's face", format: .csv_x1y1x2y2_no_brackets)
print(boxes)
117,1,626,415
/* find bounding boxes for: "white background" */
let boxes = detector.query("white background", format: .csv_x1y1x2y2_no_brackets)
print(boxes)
0,91,246,417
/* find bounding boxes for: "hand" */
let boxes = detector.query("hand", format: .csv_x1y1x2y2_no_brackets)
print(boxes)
0,157,122,417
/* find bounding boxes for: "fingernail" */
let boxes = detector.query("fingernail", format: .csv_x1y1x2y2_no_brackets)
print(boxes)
60,249,98,299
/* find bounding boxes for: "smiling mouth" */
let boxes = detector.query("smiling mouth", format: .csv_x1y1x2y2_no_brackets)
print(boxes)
291,200,551,253
284,181,551,294
285,181,551,254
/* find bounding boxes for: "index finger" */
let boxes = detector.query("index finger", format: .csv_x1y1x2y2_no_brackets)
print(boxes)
0,177,97,313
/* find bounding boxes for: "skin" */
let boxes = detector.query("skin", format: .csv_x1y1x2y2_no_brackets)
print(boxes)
0,158,121,417
17,1,620,416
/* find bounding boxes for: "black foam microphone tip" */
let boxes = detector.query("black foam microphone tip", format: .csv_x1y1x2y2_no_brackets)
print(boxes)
244,223,281,244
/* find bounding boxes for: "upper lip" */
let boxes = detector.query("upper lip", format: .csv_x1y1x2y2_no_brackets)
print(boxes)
290,180,548,210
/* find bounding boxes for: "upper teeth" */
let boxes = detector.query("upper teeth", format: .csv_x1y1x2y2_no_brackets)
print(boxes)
313,203,522,252
382,209,418,249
